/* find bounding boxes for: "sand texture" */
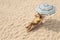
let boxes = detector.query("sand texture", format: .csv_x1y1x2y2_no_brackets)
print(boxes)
0,0,60,40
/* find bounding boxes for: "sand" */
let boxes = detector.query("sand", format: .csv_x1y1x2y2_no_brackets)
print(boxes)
0,0,60,40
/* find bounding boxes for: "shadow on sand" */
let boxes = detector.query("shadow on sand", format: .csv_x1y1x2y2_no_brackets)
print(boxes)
31,19,60,32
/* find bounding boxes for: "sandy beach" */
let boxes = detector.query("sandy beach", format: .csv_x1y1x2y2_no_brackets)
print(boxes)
0,0,60,40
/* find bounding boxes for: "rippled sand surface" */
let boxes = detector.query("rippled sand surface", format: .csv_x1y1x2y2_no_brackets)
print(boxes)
0,0,60,40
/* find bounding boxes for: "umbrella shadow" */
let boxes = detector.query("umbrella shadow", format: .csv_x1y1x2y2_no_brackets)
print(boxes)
43,19,60,32
31,19,60,32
